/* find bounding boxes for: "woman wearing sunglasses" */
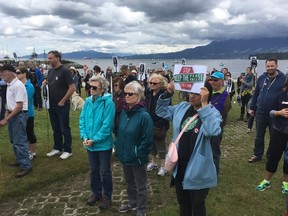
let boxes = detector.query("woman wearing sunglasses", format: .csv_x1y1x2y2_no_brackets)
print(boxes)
156,81,222,216
112,77,125,134
115,81,153,216
145,73,170,176
79,75,115,209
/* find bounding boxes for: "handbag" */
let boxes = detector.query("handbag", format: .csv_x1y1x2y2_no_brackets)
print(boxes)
164,113,199,172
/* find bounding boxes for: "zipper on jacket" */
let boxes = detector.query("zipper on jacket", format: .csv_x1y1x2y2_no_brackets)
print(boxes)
123,117,129,152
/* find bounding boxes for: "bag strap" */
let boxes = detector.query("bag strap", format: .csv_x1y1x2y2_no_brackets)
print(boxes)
174,113,199,145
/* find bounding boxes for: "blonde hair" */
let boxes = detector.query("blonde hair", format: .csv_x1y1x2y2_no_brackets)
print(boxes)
124,81,145,100
89,75,110,94
148,73,168,90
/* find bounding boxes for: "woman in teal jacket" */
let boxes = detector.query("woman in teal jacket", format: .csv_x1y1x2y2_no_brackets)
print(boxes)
17,67,37,160
79,75,115,209
115,81,153,216
156,81,222,216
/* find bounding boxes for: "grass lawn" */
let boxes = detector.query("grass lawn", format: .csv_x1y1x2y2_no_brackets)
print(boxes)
0,92,287,216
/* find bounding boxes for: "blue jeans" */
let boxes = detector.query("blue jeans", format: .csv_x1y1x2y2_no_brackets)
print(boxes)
48,103,72,153
8,112,31,170
253,113,272,159
87,149,113,200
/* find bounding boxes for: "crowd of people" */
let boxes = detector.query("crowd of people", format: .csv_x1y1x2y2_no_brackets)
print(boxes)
0,52,288,216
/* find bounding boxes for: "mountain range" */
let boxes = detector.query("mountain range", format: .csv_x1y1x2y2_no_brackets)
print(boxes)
27,37,288,60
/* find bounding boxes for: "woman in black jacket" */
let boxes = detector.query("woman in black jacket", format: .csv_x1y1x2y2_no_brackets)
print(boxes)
256,78,288,194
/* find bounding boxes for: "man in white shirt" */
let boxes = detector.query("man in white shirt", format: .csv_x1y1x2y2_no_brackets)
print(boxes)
0,64,32,178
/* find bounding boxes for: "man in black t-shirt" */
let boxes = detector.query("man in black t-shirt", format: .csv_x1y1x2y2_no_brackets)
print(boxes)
44,50,75,160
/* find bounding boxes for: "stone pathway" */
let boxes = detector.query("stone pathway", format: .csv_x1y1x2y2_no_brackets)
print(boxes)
0,160,172,216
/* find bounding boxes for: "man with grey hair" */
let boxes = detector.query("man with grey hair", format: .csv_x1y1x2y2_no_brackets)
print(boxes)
0,64,32,177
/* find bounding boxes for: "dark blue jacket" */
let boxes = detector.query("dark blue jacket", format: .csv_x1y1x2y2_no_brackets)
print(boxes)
250,70,286,115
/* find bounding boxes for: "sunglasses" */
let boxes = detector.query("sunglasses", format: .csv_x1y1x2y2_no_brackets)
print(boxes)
124,92,136,96
149,82,159,85
90,86,99,90
16,72,24,75
189,92,200,96
209,79,220,82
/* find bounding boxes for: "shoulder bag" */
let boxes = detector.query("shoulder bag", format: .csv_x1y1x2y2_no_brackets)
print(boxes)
165,113,199,172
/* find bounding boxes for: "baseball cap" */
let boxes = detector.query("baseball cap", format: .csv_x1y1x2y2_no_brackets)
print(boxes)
210,71,224,80
0,64,16,73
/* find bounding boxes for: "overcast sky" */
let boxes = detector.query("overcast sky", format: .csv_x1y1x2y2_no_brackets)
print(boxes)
1,0,288,57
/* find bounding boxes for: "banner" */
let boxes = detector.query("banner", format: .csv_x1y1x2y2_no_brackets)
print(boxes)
173,64,207,93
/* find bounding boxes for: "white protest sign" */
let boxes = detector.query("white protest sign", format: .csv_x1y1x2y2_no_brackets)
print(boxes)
173,64,207,93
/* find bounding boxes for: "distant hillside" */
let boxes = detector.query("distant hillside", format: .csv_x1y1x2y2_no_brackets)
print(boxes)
22,37,288,60
132,37,288,59
21,50,115,59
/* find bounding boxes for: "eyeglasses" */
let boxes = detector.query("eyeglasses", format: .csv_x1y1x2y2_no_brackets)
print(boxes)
90,86,99,90
124,92,136,96
209,79,220,82
113,84,119,87
149,82,159,85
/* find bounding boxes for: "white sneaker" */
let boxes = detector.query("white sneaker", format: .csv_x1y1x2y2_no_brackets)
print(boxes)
147,162,158,171
46,149,61,157
157,166,167,176
59,152,72,160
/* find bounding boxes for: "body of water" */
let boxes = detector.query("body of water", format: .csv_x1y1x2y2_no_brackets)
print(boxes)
71,58,288,79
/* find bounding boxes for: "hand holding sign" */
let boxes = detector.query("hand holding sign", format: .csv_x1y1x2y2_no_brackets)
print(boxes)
200,87,209,107
167,81,175,94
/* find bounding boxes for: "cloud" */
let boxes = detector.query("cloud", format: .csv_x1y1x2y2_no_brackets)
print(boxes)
0,0,287,56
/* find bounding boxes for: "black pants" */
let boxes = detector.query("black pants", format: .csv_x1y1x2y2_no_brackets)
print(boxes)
34,86,42,109
266,128,288,174
174,175,208,216
240,93,252,118
211,129,223,175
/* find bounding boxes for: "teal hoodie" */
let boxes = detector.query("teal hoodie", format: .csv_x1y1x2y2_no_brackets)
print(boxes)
79,93,115,151
115,102,153,166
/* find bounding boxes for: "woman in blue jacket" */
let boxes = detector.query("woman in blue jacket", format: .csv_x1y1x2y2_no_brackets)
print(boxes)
156,81,222,216
79,75,115,209
115,81,153,216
